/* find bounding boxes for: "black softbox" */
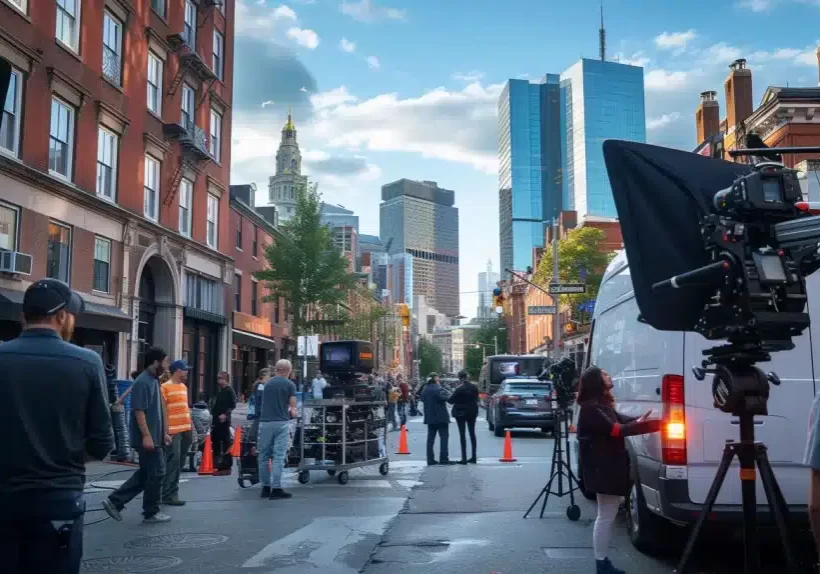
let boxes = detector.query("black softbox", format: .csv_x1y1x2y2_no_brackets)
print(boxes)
602,140,751,332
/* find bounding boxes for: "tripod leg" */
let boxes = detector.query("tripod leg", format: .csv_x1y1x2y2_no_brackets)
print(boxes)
677,445,735,574
755,448,799,574
562,413,577,506
524,473,557,519
541,435,564,518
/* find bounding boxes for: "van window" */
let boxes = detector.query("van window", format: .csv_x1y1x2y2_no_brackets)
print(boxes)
596,266,633,312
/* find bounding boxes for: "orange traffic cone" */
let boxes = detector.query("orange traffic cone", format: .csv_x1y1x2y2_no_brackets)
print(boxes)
395,424,411,455
199,435,215,475
230,427,242,457
499,430,517,463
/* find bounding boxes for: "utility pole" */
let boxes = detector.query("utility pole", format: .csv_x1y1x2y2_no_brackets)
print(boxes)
552,222,561,360
494,335,498,355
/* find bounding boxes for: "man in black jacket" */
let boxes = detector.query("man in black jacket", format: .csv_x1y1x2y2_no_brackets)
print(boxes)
0,279,114,573
211,371,237,474
421,373,454,465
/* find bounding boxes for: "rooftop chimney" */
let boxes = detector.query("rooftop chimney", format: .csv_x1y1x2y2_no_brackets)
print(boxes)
695,90,720,144
725,58,753,130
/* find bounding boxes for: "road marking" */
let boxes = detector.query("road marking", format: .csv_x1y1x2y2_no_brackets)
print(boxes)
396,480,422,488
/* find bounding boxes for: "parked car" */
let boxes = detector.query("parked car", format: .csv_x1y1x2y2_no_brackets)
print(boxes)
487,377,554,437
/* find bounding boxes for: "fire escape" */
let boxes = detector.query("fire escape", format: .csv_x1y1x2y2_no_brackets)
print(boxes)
161,0,222,207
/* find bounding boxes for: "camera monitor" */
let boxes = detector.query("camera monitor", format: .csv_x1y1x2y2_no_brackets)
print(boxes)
319,340,374,374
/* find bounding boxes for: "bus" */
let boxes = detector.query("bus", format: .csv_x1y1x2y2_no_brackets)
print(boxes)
477,354,547,395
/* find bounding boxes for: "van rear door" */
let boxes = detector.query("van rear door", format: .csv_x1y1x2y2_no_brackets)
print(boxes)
684,316,815,505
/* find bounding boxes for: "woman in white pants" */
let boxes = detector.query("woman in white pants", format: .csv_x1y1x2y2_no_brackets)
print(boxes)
576,367,661,574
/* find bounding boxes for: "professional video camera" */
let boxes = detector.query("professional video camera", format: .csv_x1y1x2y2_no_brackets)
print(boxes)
603,139,820,573
539,357,577,410
318,340,375,399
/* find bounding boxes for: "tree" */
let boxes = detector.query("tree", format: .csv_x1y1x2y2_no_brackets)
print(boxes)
417,337,443,379
464,318,509,379
255,182,358,338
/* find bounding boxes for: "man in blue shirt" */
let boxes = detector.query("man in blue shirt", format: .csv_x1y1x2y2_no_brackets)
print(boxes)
0,279,113,573
258,359,298,499
103,347,171,524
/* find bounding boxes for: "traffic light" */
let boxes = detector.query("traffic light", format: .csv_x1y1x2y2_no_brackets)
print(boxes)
398,303,410,327
492,287,504,315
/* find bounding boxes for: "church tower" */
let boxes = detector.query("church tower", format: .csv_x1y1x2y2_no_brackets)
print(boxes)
268,110,308,222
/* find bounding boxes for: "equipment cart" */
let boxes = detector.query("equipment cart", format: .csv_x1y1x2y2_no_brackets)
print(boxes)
298,398,389,485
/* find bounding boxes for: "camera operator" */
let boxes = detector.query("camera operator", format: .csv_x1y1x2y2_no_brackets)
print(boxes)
0,279,114,572
576,367,660,574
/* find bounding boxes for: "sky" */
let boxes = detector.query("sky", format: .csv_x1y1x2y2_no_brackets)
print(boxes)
230,0,820,318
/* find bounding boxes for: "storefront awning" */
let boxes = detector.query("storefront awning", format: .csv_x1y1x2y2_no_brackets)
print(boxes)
233,329,278,350
184,307,229,325
0,287,131,332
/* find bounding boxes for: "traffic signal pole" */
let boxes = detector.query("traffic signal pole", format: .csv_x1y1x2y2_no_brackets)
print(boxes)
552,222,561,360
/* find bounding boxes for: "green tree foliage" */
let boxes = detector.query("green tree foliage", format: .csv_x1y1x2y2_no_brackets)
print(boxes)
322,294,388,341
254,182,358,338
464,318,509,379
417,337,443,379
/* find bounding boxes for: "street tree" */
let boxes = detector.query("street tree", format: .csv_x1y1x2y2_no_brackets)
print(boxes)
255,182,358,339
464,318,508,379
417,337,443,379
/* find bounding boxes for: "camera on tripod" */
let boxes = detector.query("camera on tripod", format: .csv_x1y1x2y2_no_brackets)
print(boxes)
539,357,578,410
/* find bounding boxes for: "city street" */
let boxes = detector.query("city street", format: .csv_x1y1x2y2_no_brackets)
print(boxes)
80,413,809,573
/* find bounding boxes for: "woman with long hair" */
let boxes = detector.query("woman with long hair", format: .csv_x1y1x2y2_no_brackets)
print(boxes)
447,370,479,464
576,366,661,574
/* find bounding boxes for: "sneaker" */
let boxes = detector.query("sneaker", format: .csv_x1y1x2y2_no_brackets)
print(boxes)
596,558,625,574
143,512,172,524
162,498,186,506
427,460,438,466
269,489,292,500
260,486,271,498
102,499,122,522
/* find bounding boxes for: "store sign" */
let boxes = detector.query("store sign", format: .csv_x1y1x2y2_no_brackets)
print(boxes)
233,311,272,337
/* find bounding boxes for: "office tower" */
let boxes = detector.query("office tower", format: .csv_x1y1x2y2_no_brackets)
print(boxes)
498,75,561,272
477,260,501,318
560,59,646,218
388,253,414,306
267,112,308,222
320,203,360,232
380,179,460,316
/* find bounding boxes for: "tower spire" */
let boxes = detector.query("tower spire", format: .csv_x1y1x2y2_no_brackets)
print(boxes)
599,1,606,62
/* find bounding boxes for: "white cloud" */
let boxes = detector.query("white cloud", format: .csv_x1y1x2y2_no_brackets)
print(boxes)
647,112,682,131
645,69,696,92
340,37,356,53
261,100,276,108
750,45,820,66
236,1,300,40
310,87,357,109
272,4,297,19
287,27,320,49
703,42,744,63
736,0,772,10
453,71,484,83
367,56,380,69
654,30,697,50
614,52,650,68
340,0,406,22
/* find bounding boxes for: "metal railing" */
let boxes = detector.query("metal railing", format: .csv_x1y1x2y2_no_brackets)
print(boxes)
181,118,208,156
102,47,121,85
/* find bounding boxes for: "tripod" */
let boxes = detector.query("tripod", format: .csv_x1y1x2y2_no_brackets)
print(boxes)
523,407,582,521
678,367,799,573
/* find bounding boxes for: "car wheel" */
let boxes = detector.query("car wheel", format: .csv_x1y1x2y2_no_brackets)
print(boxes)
625,476,670,553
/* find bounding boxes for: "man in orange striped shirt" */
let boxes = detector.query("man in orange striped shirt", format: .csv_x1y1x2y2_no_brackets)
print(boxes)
161,360,193,506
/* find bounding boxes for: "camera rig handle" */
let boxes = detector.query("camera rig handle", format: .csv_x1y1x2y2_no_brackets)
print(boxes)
652,260,731,293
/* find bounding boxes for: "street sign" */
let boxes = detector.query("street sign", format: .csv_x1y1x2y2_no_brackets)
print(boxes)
528,305,557,315
548,283,586,295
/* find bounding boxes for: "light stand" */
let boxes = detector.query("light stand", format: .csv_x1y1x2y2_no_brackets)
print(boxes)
523,406,581,521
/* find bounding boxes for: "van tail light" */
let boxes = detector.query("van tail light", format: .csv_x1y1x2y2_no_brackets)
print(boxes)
661,374,687,466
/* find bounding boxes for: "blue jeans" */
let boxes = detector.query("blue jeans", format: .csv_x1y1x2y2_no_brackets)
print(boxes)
397,402,407,426
258,421,290,488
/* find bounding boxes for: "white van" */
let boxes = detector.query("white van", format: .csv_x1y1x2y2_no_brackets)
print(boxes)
577,249,817,552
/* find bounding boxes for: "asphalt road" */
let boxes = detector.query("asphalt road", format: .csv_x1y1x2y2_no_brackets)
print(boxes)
79,410,815,573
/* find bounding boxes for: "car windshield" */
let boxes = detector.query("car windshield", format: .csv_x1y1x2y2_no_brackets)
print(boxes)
506,383,552,394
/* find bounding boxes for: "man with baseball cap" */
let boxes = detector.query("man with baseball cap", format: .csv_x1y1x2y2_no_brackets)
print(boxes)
0,279,114,572
161,360,193,506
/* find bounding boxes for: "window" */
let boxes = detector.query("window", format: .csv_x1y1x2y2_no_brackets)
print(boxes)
49,98,75,180
150,0,165,18
185,273,223,314
184,1,197,48
218,0,225,14
8,0,26,14
144,155,160,221
46,222,71,283
93,237,111,293
209,109,222,161
206,194,218,248
56,0,80,52
234,273,241,312
102,12,123,85
0,69,22,157
251,279,258,316
0,204,19,251
236,218,242,250
181,84,194,129
179,178,193,237
252,227,258,258
147,53,163,115
213,30,224,80
96,127,118,201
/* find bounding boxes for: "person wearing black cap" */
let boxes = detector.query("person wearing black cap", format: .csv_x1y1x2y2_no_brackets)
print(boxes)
0,278,114,573
447,370,480,464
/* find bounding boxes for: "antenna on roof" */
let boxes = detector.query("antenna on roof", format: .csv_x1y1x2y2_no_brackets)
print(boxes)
599,1,606,61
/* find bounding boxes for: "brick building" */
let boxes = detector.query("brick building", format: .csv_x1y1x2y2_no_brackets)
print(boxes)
228,184,293,398
0,0,235,401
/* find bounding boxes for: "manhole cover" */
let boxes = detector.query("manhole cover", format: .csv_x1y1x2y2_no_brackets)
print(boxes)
81,555,182,572
125,533,228,550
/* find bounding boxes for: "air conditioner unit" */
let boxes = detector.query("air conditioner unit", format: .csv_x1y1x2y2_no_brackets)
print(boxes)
0,251,33,275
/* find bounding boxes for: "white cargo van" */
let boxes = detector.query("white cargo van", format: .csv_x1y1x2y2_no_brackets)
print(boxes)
577,249,817,552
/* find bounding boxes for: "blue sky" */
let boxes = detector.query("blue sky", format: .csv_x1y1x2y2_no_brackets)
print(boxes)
230,0,820,317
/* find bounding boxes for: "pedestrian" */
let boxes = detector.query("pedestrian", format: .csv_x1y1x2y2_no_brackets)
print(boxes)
0,279,114,572
258,359,298,499
576,366,661,574
397,375,410,427
211,372,237,475
103,347,172,524
312,371,328,399
387,383,400,431
249,368,270,420
421,373,454,466
161,360,193,506
448,370,480,464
